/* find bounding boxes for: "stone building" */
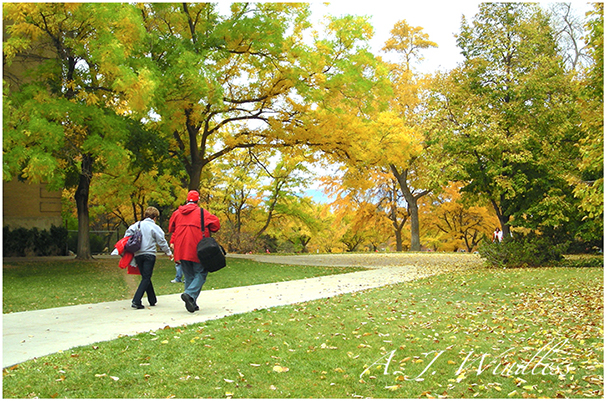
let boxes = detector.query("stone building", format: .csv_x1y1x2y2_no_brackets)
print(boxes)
3,179,63,230
3,19,63,231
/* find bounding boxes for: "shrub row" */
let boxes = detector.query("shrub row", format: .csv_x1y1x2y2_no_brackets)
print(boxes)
554,255,604,268
66,231,116,255
478,232,569,268
3,225,68,257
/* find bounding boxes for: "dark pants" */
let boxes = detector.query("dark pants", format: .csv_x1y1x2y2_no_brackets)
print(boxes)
133,254,157,306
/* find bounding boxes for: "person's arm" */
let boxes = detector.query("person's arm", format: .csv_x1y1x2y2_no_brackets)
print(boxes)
124,223,136,238
168,211,177,235
152,225,173,256
204,210,221,233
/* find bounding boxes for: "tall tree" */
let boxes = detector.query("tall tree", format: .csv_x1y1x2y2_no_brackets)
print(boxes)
3,3,150,259
137,3,386,191
424,182,499,252
569,3,603,243
212,149,264,252
253,154,311,241
382,20,439,251
431,3,580,237
323,164,409,251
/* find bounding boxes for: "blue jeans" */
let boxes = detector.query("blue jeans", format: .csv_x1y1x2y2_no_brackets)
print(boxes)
174,263,183,282
133,254,157,306
180,260,208,304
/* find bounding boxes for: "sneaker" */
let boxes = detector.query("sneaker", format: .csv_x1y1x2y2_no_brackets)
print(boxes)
131,303,145,309
170,279,182,283
181,293,196,313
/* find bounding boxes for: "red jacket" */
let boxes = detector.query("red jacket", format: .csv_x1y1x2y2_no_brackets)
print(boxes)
169,203,220,263
113,236,140,275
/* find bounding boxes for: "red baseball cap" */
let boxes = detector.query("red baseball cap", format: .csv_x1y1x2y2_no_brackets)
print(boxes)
187,190,200,202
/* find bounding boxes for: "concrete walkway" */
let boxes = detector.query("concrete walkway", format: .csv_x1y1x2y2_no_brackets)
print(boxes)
3,254,474,368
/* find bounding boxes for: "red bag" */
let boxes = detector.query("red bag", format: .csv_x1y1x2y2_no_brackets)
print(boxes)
114,237,140,275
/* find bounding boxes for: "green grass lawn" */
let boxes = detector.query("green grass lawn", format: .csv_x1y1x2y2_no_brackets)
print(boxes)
2,256,367,313
3,260,603,399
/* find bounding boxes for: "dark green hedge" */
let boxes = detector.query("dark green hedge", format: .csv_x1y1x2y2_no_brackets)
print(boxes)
3,225,68,257
478,232,568,268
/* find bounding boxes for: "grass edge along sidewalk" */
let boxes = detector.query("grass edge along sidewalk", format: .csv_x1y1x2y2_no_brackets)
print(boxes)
2,256,371,314
3,260,447,369
3,264,603,399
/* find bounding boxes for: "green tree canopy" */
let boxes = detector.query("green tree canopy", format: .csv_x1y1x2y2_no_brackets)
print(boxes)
569,3,603,243
137,3,388,190
432,3,582,239
3,3,152,258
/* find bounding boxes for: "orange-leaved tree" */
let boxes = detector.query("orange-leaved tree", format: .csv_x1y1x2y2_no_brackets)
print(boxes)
320,20,444,251
423,182,499,252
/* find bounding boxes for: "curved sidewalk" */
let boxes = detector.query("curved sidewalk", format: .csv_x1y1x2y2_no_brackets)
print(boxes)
3,263,438,368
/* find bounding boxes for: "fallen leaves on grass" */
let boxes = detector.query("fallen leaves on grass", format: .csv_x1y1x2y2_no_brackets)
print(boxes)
94,373,119,381
273,365,289,373
2,260,602,400
344,266,603,398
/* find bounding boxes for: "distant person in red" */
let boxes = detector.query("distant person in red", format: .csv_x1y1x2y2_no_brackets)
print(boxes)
492,227,503,242
169,190,221,313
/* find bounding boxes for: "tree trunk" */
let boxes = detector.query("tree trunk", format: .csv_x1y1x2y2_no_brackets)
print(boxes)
408,201,421,251
490,199,511,238
75,153,93,260
188,162,203,191
390,209,407,252
388,188,406,251
185,107,205,191
390,164,430,252
394,229,403,252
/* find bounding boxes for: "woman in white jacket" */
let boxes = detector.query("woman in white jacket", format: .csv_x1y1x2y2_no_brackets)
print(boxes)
124,207,173,309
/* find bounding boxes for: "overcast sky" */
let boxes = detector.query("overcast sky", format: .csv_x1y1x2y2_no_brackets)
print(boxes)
215,1,592,73
310,1,593,74
309,0,484,73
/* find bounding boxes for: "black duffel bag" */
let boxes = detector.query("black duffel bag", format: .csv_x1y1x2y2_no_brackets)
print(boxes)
196,208,226,272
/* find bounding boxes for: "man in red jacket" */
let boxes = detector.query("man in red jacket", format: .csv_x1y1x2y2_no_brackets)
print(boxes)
169,190,221,313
